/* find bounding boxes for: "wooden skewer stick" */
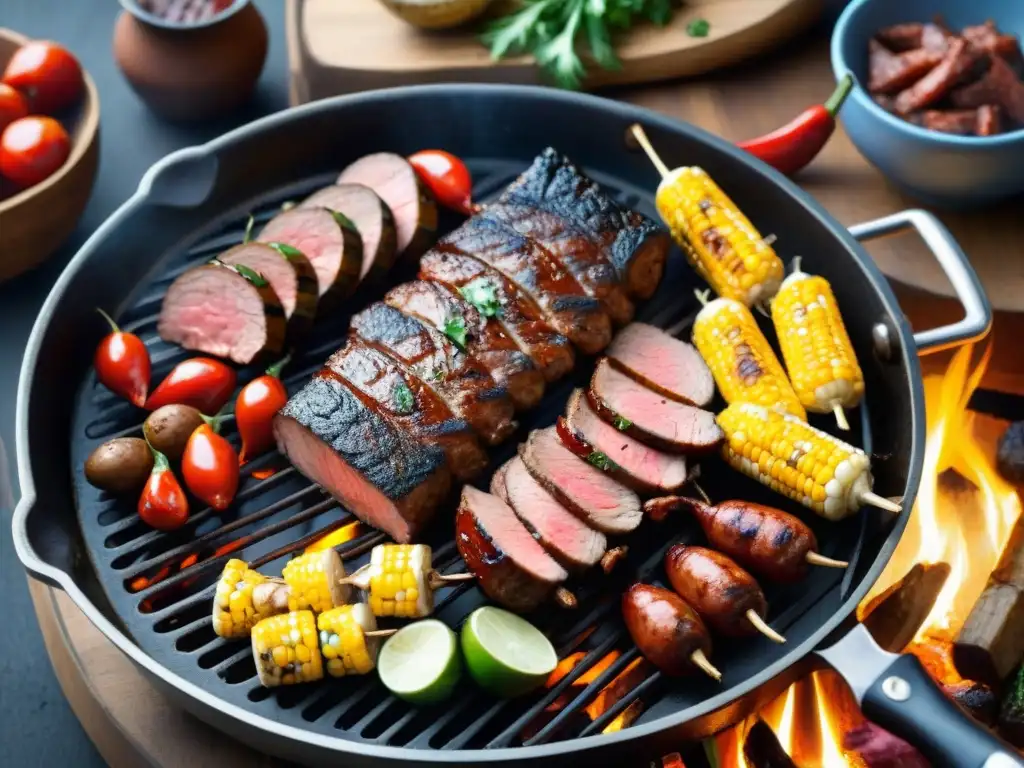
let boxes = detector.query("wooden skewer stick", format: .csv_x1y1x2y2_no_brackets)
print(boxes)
554,587,578,609
860,491,903,513
805,551,849,569
630,124,671,179
746,610,786,644
690,649,722,681
364,629,398,639
427,571,476,590
833,402,850,431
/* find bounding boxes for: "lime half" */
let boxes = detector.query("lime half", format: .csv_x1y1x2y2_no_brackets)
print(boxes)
378,619,461,705
461,606,558,698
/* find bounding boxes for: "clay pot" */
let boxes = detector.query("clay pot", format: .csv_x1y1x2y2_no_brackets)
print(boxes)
113,0,268,123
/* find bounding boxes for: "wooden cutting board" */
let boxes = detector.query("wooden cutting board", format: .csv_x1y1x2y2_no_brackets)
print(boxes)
286,0,823,101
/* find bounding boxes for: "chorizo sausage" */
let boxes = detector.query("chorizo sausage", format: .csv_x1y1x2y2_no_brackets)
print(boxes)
664,545,767,637
621,583,718,679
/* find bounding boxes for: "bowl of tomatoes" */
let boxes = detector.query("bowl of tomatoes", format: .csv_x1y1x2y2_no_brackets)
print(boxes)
0,29,99,283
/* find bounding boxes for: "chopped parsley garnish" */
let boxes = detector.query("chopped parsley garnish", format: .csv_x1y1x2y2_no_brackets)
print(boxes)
393,383,414,414
460,280,503,318
431,369,448,382
232,263,269,287
267,242,304,261
443,314,468,350
586,451,619,472
330,210,359,233
613,414,632,431
686,18,710,37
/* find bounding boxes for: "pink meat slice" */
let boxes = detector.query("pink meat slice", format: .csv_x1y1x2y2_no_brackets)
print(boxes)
607,323,715,407
499,457,607,570
520,427,642,535
258,207,360,300
565,388,688,495
219,243,300,318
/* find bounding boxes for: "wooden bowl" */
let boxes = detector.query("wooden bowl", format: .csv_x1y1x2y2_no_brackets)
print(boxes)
0,28,100,283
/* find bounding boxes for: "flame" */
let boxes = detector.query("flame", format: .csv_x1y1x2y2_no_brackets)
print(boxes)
303,521,364,554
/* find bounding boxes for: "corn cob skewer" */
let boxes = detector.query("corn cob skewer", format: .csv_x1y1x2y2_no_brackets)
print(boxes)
317,603,395,679
771,258,865,431
630,124,785,309
212,558,292,639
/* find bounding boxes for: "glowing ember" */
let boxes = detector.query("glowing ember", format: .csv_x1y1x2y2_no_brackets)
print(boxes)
303,521,364,553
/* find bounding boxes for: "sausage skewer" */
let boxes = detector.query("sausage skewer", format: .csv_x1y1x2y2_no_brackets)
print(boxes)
645,496,848,583
664,544,785,644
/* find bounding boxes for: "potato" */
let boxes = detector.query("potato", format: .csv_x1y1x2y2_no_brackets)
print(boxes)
144,404,205,461
84,438,153,494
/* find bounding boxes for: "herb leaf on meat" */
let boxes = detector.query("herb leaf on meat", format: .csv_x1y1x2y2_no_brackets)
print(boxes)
443,314,468,350
267,242,305,261
613,414,632,431
587,451,620,472
243,214,255,244
460,280,503,318
232,264,269,288
393,383,414,414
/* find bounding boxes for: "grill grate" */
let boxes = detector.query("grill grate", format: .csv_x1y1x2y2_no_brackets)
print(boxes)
68,160,871,752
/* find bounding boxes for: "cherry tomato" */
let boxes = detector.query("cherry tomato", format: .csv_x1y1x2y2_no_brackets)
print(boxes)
94,308,150,408
0,84,29,134
0,116,71,188
138,446,189,531
182,421,239,511
236,354,290,463
408,149,475,216
146,357,237,413
2,41,84,114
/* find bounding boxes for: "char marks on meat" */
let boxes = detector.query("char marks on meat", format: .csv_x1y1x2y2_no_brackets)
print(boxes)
503,147,669,300
274,374,450,544
351,302,516,446
520,426,643,535
606,322,715,407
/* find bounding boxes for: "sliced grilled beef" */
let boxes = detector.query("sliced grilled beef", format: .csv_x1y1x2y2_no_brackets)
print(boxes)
519,427,642,535
326,340,488,480
456,486,568,613
419,250,574,383
589,358,723,454
499,456,607,571
607,323,715,407
218,242,318,341
562,388,688,495
274,373,450,543
384,280,544,411
158,263,286,365
439,216,611,355
299,183,398,284
351,302,515,445
337,153,437,260
484,203,635,326
503,147,669,299
258,207,362,305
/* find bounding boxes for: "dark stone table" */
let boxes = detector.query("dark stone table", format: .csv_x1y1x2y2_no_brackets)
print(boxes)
0,1,289,764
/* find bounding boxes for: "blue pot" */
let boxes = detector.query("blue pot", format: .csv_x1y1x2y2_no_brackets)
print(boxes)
831,0,1024,208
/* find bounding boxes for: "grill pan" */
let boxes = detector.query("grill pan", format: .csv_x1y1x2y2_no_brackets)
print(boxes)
13,85,993,766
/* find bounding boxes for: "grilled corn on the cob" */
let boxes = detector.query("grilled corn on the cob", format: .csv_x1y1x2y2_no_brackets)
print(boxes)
347,544,434,619
281,549,352,614
317,603,381,677
693,295,806,420
717,402,901,519
771,261,864,430
656,166,784,307
212,559,291,639
251,610,324,687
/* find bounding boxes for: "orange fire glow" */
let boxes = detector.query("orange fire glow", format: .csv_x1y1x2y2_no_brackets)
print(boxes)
303,521,364,554
713,343,1022,766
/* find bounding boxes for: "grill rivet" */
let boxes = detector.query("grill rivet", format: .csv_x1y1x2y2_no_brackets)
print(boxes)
881,675,911,701
872,323,893,362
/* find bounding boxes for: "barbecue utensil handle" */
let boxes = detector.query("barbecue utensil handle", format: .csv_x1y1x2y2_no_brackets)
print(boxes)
862,654,1022,768
848,209,991,355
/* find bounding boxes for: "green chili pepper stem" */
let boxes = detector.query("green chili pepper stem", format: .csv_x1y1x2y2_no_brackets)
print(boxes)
266,352,293,379
95,307,121,335
145,436,170,472
825,74,855,118
201,404,233,434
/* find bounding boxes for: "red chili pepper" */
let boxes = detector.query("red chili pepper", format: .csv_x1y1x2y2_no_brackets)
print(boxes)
94,308,150,407
408,149,475,216
737,74,854,176
138,445,189,531
555,415,592,459
236,354,290,463
181,415,239,511
145,357,237,413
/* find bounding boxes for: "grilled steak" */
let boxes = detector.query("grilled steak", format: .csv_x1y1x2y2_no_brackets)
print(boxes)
258,207,363,305
351,302,516,445
563,388,688,495
218,242,318,342
337,153,437,260
419,250,575,383
503,147,670,299
607,322,715,407
498,456,608,571
456,486,568,613
484,203,635,326
299,183,398,284
519,427,642,535
274,373,450,543
326,340,488,480
589,359,723,454
439,216,611,355
158,263,286,365
385,280,543,411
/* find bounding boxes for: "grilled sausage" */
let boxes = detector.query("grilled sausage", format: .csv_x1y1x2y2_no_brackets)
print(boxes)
664,545,767,637
645,497,818,583
621,584,715,678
